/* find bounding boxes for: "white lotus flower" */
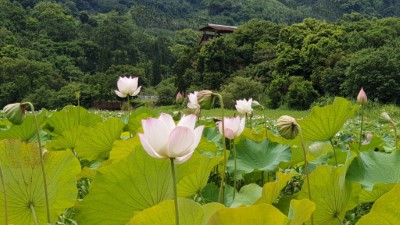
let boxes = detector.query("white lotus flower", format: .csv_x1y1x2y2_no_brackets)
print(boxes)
235,98,253,115
217,116,245,140
138,113,204,164
115,76,142,98
187,91,200,109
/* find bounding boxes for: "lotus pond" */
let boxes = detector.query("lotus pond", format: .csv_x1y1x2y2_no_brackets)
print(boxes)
0,97,399,225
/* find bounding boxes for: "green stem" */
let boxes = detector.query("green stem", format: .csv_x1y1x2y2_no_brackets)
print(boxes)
23,102,51,224
261,106,268,139
213,93,226,204
30,202,39,225
393,122,398,150
358,105,364,152
330,139,338,167
0,162,7,225
261,171,264,185
170,158,179,225
232,139,237,200
298,125,314,225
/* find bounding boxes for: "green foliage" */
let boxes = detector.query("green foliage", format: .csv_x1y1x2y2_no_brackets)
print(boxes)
286,76,319,110
219,76,264,109
266,76,289,109
156,78,176,106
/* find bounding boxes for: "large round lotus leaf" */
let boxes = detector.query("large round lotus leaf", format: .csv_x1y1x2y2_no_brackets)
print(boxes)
207,203,289,225
0,111,47,141
75,117,125,161
109,135,140,162
128,198,224,225
359,183,395,203
356,184,400,225
0,139,81,225
298,165,361,225
75,148,199,225
178,154,223,197
228,138,291,174
256,172,295,205
288,199,316,225
346,150,400,191
230,183,263,207
46,126,86,150
297,97,360,142
46,105,101,136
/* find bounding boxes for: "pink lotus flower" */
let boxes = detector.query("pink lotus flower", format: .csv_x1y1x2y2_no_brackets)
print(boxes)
115,76,142,98
357,87,367,105
218,116,245,140
187,91,200,109
138,113,204,163
235,98,253,115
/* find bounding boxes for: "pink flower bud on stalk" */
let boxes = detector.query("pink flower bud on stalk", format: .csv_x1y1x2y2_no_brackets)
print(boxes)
3,103,26,125
176,92,184,104
217,116,245,140
357,87,367,105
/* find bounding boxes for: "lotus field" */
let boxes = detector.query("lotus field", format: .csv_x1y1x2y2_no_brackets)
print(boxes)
1,80,400,225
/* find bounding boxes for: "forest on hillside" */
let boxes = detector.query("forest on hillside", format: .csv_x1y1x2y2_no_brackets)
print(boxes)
0,0,399,109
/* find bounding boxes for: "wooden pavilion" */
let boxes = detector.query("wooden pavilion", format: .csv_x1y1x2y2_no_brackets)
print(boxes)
199,23,237,44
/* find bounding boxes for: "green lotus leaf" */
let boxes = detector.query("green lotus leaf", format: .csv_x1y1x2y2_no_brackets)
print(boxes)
356,184,400,225
75,117,125,161
75,148,198,225
207,203,289,225
228,138,291,174
298,97,360,142
178,154,223,197
298,165,361,225
0,111,47,141
230,183,263,207
109,135,141,163
0,139,81,225
346,150,400,191
45,126,86,151
128,198,224,225
200,183,235,206
127,107,157,136
46,105,101,136
256,172,295,204
359,183,396,203
288,199,316,225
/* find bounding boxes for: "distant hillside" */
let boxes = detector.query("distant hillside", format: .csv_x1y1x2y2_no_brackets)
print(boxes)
12,0,400,29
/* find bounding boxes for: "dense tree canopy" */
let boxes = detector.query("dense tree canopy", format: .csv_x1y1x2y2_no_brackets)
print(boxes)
0,0,399,109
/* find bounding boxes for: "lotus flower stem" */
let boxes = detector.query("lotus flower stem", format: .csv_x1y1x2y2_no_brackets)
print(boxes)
298,126,314,225
358,105,364,152
23,102,51,224
213,93,227,204
30,203,39,225
170,158,180,225
0,164,7,225
232,139,237,200
330,139,338,167
261,106,268,139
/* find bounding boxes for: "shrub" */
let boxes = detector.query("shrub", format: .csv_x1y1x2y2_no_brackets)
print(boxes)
286,77,319,110
156,78,176,106
266,76,289,109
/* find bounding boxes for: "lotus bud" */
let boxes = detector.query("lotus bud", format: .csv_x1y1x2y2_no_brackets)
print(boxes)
308,141,327,157
3,103,26,125
197,90,215,110
75,91,81,100
251,100,261,108
176,92,184,104
277,115,299,139
357,88,367,105
380,112,394,124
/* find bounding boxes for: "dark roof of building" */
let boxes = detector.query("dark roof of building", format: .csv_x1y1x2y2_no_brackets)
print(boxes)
199,24,237,33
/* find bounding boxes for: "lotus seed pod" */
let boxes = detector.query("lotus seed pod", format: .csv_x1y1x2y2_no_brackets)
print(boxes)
197,90,215,110
3,103,26,125
277,115,299,139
